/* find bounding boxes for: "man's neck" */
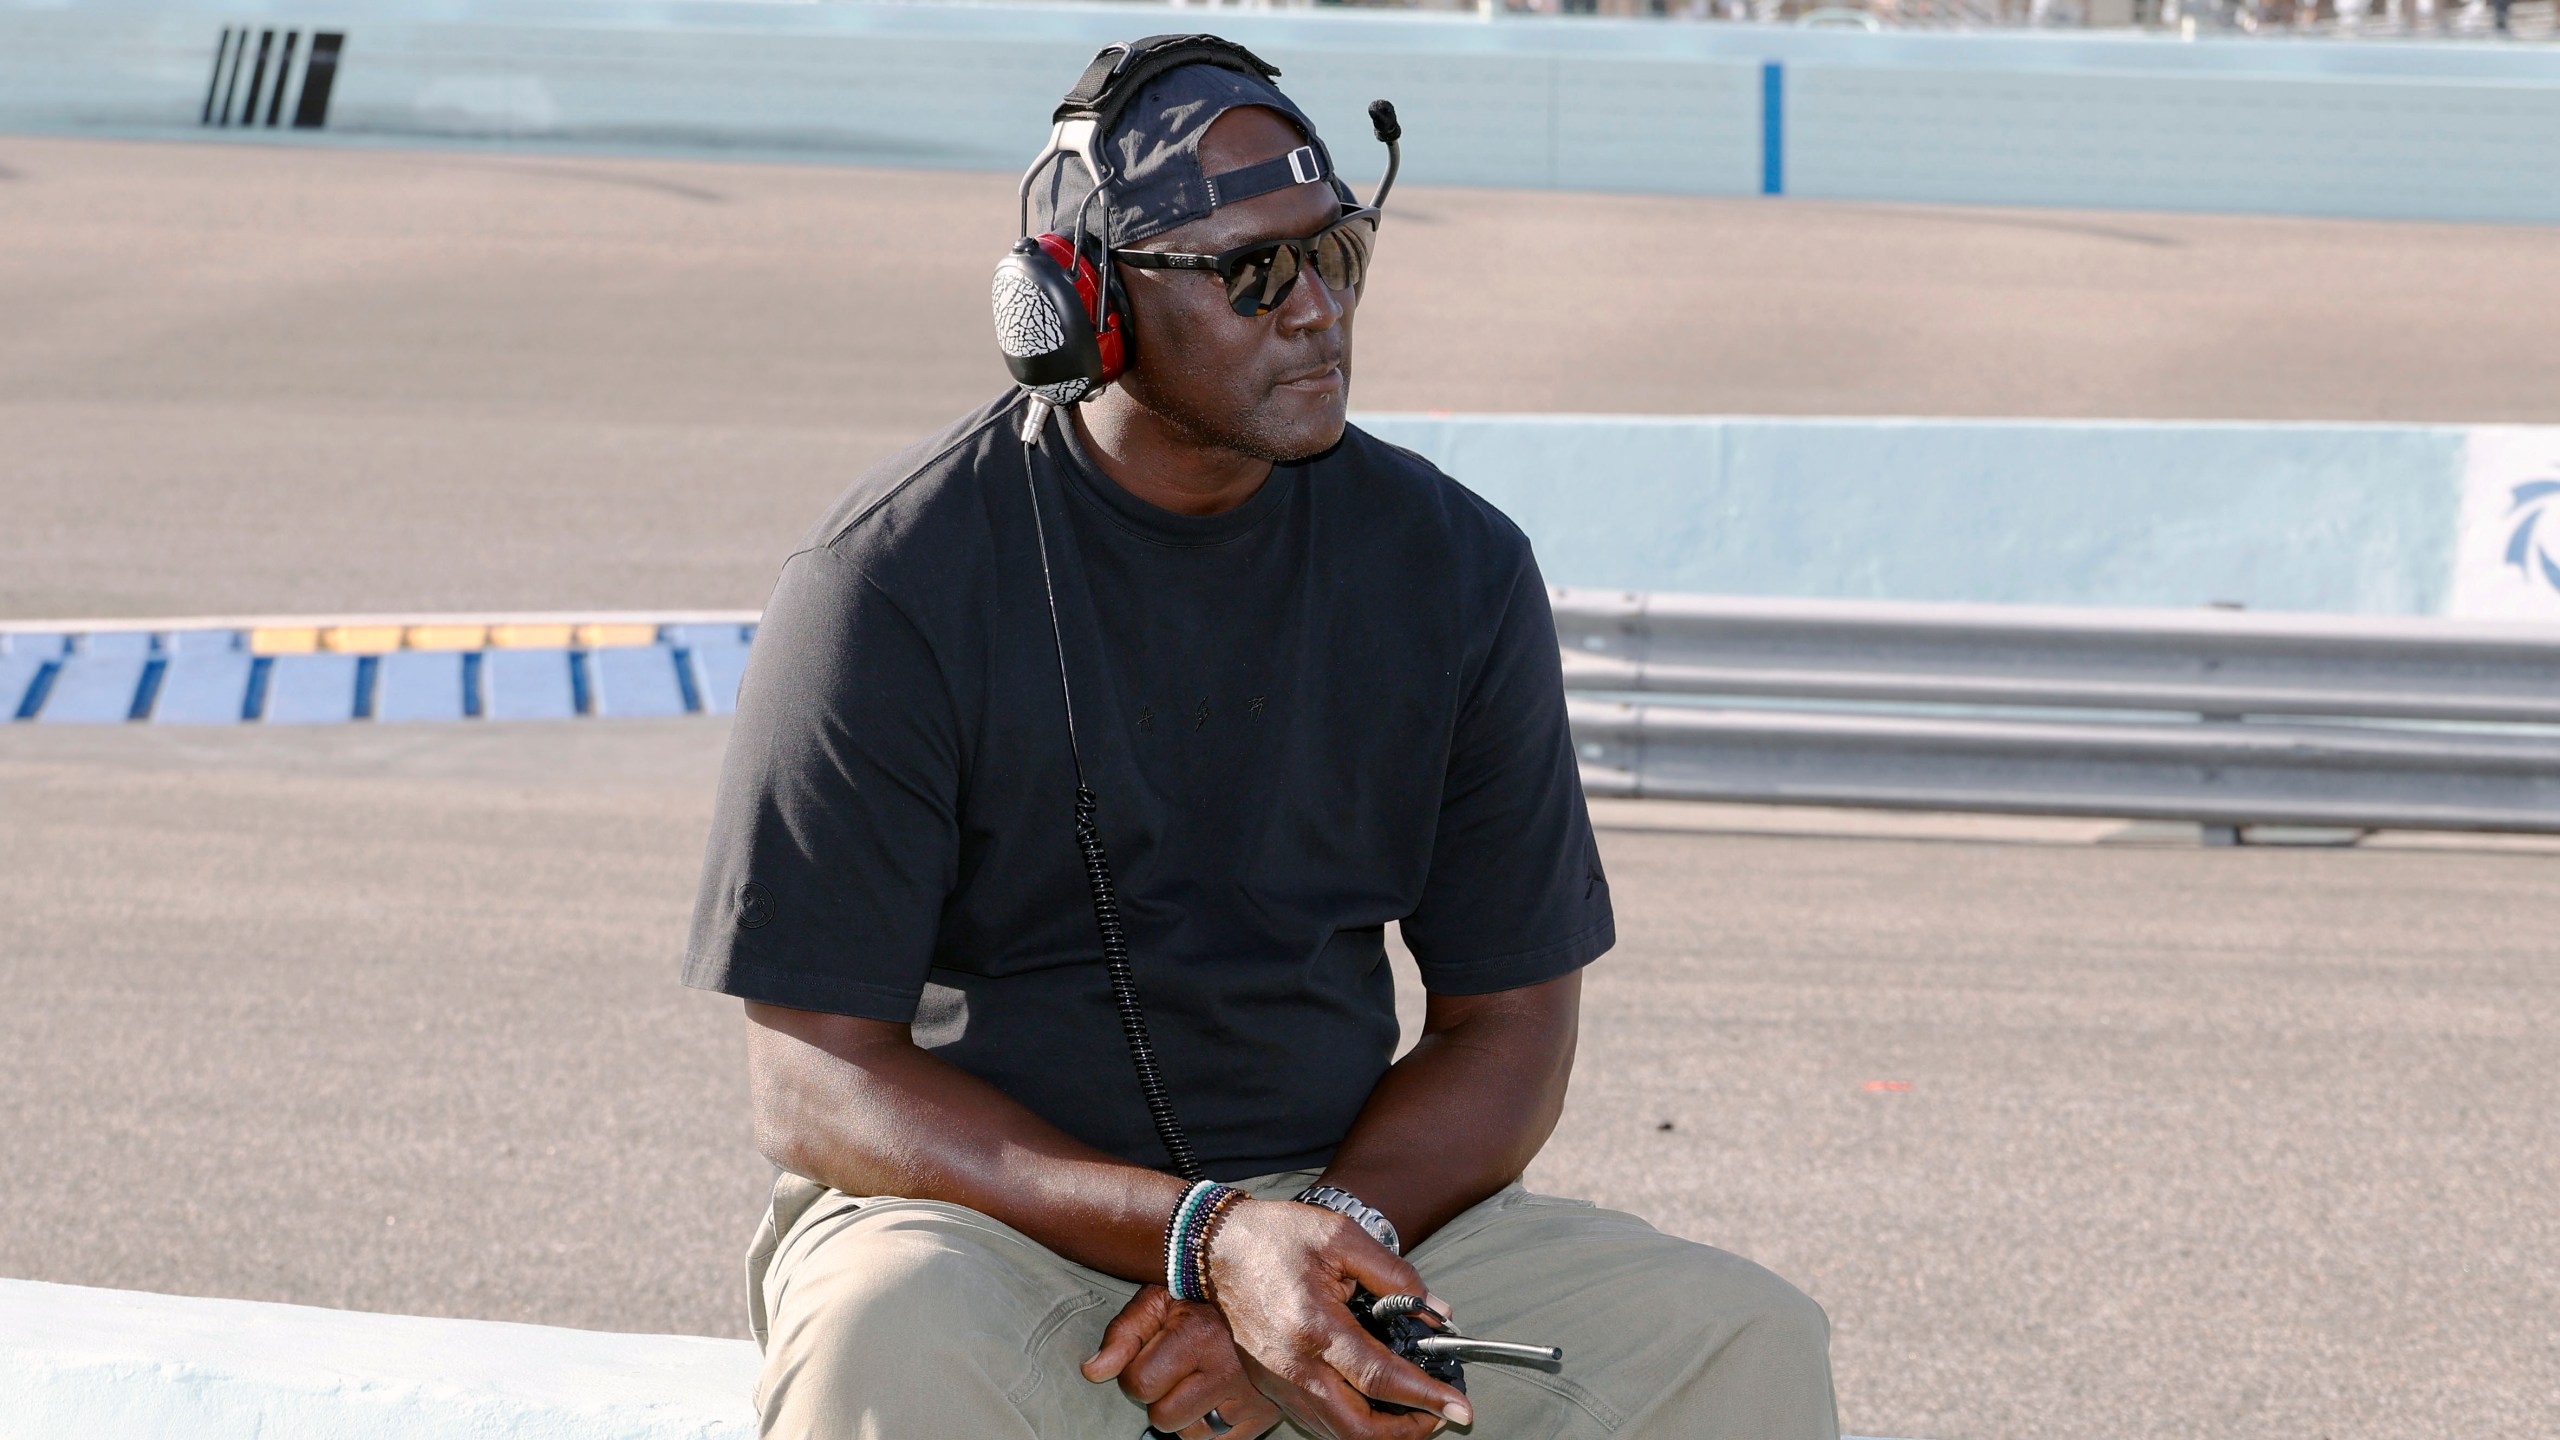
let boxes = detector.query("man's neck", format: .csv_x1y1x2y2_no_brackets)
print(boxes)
1070,394,1274,518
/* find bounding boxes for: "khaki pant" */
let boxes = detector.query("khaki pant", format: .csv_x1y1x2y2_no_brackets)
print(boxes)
746,1169,1839,1440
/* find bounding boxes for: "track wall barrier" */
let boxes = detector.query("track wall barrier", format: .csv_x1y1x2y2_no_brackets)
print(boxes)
4,0,2558,222
0,1277,758,1440
1360,415,2560,621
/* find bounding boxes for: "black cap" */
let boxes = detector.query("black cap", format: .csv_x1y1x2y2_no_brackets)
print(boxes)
1034,52,1350,247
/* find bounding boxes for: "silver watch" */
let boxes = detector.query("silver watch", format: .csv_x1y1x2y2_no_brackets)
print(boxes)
1293,1184,1401,1255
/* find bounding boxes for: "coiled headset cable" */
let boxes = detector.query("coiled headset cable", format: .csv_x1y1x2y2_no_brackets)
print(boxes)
1022,445,1205,1185
996,80,1403,1185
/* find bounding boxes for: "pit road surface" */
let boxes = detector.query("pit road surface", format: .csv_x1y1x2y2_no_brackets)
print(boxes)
4,136,2559,1440
3,725,2554,1440
8,134,2560,619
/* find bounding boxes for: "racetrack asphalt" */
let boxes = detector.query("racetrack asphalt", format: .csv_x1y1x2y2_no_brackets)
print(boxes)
4,722,2553,1440
8,134,2560,620
4,135,2560,1440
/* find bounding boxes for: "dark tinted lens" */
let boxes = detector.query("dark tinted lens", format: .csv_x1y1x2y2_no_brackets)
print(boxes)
1223,242,1300,317
1314,215,1374,294
1220,215,1375,318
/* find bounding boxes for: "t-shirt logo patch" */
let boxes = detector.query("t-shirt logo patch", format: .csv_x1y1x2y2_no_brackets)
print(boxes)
738,882,775,930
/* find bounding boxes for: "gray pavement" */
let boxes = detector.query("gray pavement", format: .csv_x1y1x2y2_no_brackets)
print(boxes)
6,135,2560,620
3,723,2555,1440
6,135,2560,1440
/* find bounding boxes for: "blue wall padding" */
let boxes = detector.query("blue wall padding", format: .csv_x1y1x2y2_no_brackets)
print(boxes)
591,645,689,718
484,648,578,721
687,645,751,717
81,631,156,659
3,633,70,660
262,653,362,724
163,629,246,656
376,651,468,723
2,655,50,719
1357,414,2466,614
36,656,149,723
152,652,256,725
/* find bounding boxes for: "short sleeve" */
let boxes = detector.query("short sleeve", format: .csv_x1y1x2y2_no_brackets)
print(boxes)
1399,556,1614,995
681,546,960,1020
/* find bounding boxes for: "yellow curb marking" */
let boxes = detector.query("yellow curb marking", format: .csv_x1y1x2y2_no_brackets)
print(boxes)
404,624,490,652
320,625,404,655
249,627,320,655
574,623,660,649
488,623,577,650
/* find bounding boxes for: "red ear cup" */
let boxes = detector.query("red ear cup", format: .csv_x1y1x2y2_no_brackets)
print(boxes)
1032,233,1127,384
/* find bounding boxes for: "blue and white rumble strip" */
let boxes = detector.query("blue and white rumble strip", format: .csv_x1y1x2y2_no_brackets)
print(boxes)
0,615,759,725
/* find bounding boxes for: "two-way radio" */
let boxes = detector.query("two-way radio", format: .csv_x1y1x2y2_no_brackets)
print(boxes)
1349,1292,1565,1416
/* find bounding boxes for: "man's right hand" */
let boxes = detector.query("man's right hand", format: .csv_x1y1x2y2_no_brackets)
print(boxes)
1204,1199,1470,1440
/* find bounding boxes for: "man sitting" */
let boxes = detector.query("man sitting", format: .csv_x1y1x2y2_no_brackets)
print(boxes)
683,36,1838,1440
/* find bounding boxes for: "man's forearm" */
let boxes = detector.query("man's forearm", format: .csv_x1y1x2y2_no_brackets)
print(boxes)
746,1001,1189,1283
1314,971,1582,1254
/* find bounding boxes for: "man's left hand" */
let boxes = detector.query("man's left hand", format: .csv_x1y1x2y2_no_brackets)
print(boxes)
1085,1285,1286,1440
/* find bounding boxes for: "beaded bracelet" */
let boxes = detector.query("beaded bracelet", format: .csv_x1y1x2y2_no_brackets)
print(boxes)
1188,1186,1249,1304
1163,1181,1247,1302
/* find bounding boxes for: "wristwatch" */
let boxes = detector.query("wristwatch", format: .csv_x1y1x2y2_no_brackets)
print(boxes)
1292,1184,1401,1255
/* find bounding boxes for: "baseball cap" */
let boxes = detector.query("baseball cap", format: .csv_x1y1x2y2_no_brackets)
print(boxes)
1033,41,1354,248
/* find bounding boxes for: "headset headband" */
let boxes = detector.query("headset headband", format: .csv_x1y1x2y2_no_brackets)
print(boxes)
1052,34,1280,130
1016,34,1288,239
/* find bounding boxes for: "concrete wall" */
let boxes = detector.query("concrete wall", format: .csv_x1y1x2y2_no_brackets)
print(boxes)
0,1276,757,1439
1361,414,2487,615
3,0,2557,223
0,1276,1951,1439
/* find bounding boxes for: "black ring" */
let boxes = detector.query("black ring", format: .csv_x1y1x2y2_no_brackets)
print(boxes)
1202,1409,1232,1438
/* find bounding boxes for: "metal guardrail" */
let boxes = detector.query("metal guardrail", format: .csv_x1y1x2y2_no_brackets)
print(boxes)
1553,589,2560,833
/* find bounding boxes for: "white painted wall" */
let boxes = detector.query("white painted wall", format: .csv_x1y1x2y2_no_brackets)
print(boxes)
1362,414,2519,616
0,1278,1940,1437
0,1277,757,1440
2450,427,2560,623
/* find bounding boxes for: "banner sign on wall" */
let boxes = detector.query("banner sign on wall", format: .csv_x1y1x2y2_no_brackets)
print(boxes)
2451,426,2560,623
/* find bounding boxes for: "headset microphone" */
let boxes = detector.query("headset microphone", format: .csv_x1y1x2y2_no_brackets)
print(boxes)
1367,100,1401,209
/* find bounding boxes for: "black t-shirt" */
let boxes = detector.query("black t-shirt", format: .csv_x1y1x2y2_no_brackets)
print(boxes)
683,392,1613,1178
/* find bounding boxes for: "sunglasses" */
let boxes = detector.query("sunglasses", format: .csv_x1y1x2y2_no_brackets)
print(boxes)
1113,208,1379,319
